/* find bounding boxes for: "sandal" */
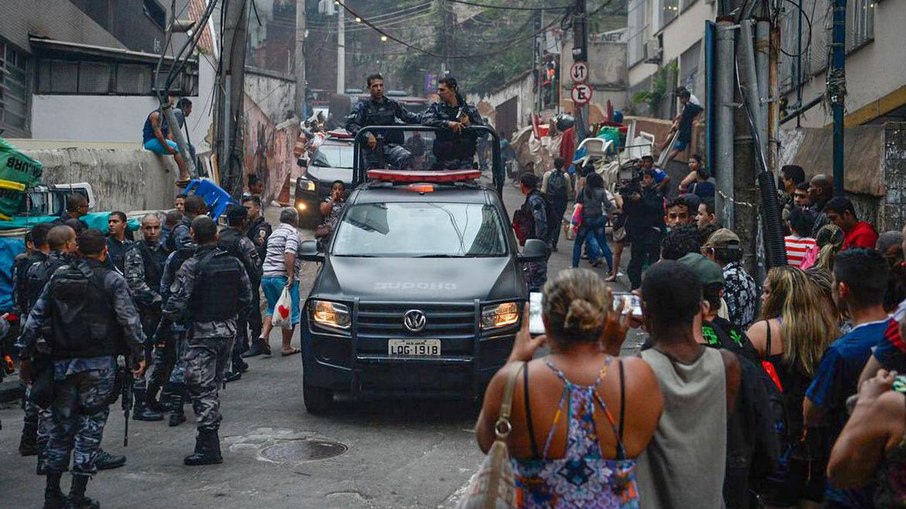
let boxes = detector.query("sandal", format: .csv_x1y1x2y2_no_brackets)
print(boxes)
604,274,618,282
281,347,301,357
175,179,192,187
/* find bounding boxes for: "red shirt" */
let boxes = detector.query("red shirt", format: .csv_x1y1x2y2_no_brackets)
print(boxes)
842,221,879,250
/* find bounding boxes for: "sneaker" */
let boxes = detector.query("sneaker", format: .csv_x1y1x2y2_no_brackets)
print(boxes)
224,371,242,383
241,339,270,358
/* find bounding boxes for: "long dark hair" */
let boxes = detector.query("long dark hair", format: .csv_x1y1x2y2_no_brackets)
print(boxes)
439,76,466,106
584,172,604,199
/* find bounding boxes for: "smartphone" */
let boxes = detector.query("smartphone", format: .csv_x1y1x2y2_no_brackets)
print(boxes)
612,292,643,317
528,292,545,335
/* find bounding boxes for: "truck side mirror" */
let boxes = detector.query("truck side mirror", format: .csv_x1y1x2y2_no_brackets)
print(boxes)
298,239,324,262
517,239,549,263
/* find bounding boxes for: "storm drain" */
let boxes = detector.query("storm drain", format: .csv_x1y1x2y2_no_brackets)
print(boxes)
260,439,348,462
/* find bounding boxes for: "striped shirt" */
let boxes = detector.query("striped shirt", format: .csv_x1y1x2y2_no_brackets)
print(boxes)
262,223,302,279
785,235,816,268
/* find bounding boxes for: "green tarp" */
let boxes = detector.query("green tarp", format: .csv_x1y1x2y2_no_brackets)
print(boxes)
0,137,43,217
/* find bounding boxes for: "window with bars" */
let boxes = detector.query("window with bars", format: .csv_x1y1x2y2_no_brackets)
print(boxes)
778,0,875,96
35,58,196,96
0,40,30,136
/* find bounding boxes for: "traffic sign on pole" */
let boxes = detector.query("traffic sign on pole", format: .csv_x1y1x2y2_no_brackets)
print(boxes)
570,84,593,105
570,62,589,83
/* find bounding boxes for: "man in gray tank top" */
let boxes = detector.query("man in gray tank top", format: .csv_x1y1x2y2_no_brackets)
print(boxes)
635,261,741,509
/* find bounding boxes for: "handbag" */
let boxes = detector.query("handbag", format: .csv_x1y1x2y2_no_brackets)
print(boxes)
457,361,524,509
270,285,294,329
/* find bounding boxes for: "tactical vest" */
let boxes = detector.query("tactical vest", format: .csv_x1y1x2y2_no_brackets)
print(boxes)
219,228,258,282
189,249,243,322
15,252,46,312
134,242,166,292
49,262,121,359
165,218,192,252
362,99,405,145
25,254,70,313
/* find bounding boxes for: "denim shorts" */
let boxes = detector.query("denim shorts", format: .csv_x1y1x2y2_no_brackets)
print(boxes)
261,276,301,325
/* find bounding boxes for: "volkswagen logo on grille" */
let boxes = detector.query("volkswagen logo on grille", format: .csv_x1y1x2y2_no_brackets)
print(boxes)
403,309,427,332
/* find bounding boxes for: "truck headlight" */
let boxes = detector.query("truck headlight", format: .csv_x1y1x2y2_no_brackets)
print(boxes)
310,300,351,330
299,178,316,192
480,302,519,330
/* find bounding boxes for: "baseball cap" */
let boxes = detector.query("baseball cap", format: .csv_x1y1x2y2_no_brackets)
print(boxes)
703,228,741,250
678,253,725,286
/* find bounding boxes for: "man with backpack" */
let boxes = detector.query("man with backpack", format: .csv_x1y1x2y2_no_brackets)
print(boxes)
515,173,552,292
163,216,252,466
541,157,573,252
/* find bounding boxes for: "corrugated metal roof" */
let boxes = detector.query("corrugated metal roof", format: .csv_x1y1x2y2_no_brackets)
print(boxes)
780,125,885,197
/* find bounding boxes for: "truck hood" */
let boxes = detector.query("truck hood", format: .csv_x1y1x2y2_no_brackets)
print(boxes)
316,256,524,302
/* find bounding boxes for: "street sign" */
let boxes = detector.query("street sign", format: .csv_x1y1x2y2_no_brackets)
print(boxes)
570,62,589,83
570,84,593,105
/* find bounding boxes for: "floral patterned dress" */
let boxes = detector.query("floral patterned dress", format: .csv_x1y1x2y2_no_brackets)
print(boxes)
511,357,639,509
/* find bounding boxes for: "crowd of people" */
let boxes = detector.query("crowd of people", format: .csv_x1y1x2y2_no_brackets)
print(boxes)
494,153,906,508
0,176,326,508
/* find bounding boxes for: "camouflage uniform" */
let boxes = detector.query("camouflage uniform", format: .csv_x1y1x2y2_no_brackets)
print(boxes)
520,190,551,292
20,251,75,466
124,240,169,418
422,99,484,169
16,259,145,476
162,245,252,432
346,96,422,169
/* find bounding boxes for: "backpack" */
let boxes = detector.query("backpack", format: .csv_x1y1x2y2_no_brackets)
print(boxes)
547,170,568,200
513,192,556,245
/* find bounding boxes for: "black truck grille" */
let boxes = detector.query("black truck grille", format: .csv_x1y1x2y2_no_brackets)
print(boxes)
357,303,476,338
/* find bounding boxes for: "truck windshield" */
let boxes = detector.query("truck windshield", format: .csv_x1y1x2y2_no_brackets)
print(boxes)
332,202,508,257
311,143,354,168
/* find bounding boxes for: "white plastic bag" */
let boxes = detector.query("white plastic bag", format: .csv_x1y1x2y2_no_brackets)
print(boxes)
271,286,293,329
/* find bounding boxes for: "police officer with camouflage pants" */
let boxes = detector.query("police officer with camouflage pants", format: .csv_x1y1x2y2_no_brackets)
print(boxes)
345,73,422,169
219,205,261,381
124,213,170,421
16,229,146,509
163,216,252,465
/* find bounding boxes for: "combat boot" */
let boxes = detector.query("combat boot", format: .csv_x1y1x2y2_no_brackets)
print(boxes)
132,388,164,421
94,449,126,470
65,474,100,509
145,381,165,413
18,424,38,456
43,472,66,509
184,429,223,466
168,384,187,427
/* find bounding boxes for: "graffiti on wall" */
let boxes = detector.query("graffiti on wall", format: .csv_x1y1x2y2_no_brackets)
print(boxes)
243,94,299,203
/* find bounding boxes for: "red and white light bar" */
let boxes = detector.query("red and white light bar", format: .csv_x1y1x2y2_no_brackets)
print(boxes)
366,169,481,183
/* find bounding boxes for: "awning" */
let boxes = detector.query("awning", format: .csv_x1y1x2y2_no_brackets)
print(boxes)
29,36,197,67
780,125,885,197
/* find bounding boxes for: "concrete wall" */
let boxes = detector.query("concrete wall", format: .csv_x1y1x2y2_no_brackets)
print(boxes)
245,67,296,124
782,2,906,128
466,72,535,135
9,140,178,213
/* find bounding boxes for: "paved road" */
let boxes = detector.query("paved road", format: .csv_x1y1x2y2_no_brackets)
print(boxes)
0,182,644,508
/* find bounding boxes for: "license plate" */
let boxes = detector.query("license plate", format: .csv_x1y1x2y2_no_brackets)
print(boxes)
388,339,441,356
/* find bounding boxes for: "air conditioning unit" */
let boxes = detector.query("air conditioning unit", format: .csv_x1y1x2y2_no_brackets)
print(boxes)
644,38,662,63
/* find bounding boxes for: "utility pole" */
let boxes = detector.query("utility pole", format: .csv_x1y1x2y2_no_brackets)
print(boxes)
715,20,735,228
830,0,847,196
295,0,307,120
336,6,345,95
215,0,249,199
572,0,588,140
535,9,543,112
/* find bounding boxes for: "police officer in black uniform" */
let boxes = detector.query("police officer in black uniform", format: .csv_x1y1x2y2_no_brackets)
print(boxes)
241,195,270,355
218,205,261,380
345,73,423,169
163,216,252,465
422,76,485,169
16,229,146,509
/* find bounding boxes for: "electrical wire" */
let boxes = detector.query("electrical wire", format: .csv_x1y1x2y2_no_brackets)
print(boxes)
445,0,571,11
778,0,813,58
334,0,564,60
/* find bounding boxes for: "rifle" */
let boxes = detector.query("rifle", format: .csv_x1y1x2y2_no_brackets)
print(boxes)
121,356,133,447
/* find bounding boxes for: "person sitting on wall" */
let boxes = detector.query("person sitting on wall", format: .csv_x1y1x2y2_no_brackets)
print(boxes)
142,97,190,186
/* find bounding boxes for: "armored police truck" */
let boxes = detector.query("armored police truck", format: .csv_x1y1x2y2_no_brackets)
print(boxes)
298,125,546,414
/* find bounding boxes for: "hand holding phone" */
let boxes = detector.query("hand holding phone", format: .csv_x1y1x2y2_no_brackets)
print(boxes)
611,292,643,317
528,292,545,335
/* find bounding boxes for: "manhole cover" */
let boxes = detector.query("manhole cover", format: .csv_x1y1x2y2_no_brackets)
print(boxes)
260,440,348,462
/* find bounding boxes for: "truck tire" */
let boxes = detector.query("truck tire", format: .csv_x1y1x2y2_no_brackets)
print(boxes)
303,381,334,415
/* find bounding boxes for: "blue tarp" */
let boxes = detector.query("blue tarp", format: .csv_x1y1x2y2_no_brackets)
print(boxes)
0,212,139,233
0,237,24,312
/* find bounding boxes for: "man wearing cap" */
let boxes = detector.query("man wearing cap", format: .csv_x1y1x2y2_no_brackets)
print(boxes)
703,228,759,330
678,253,778,509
